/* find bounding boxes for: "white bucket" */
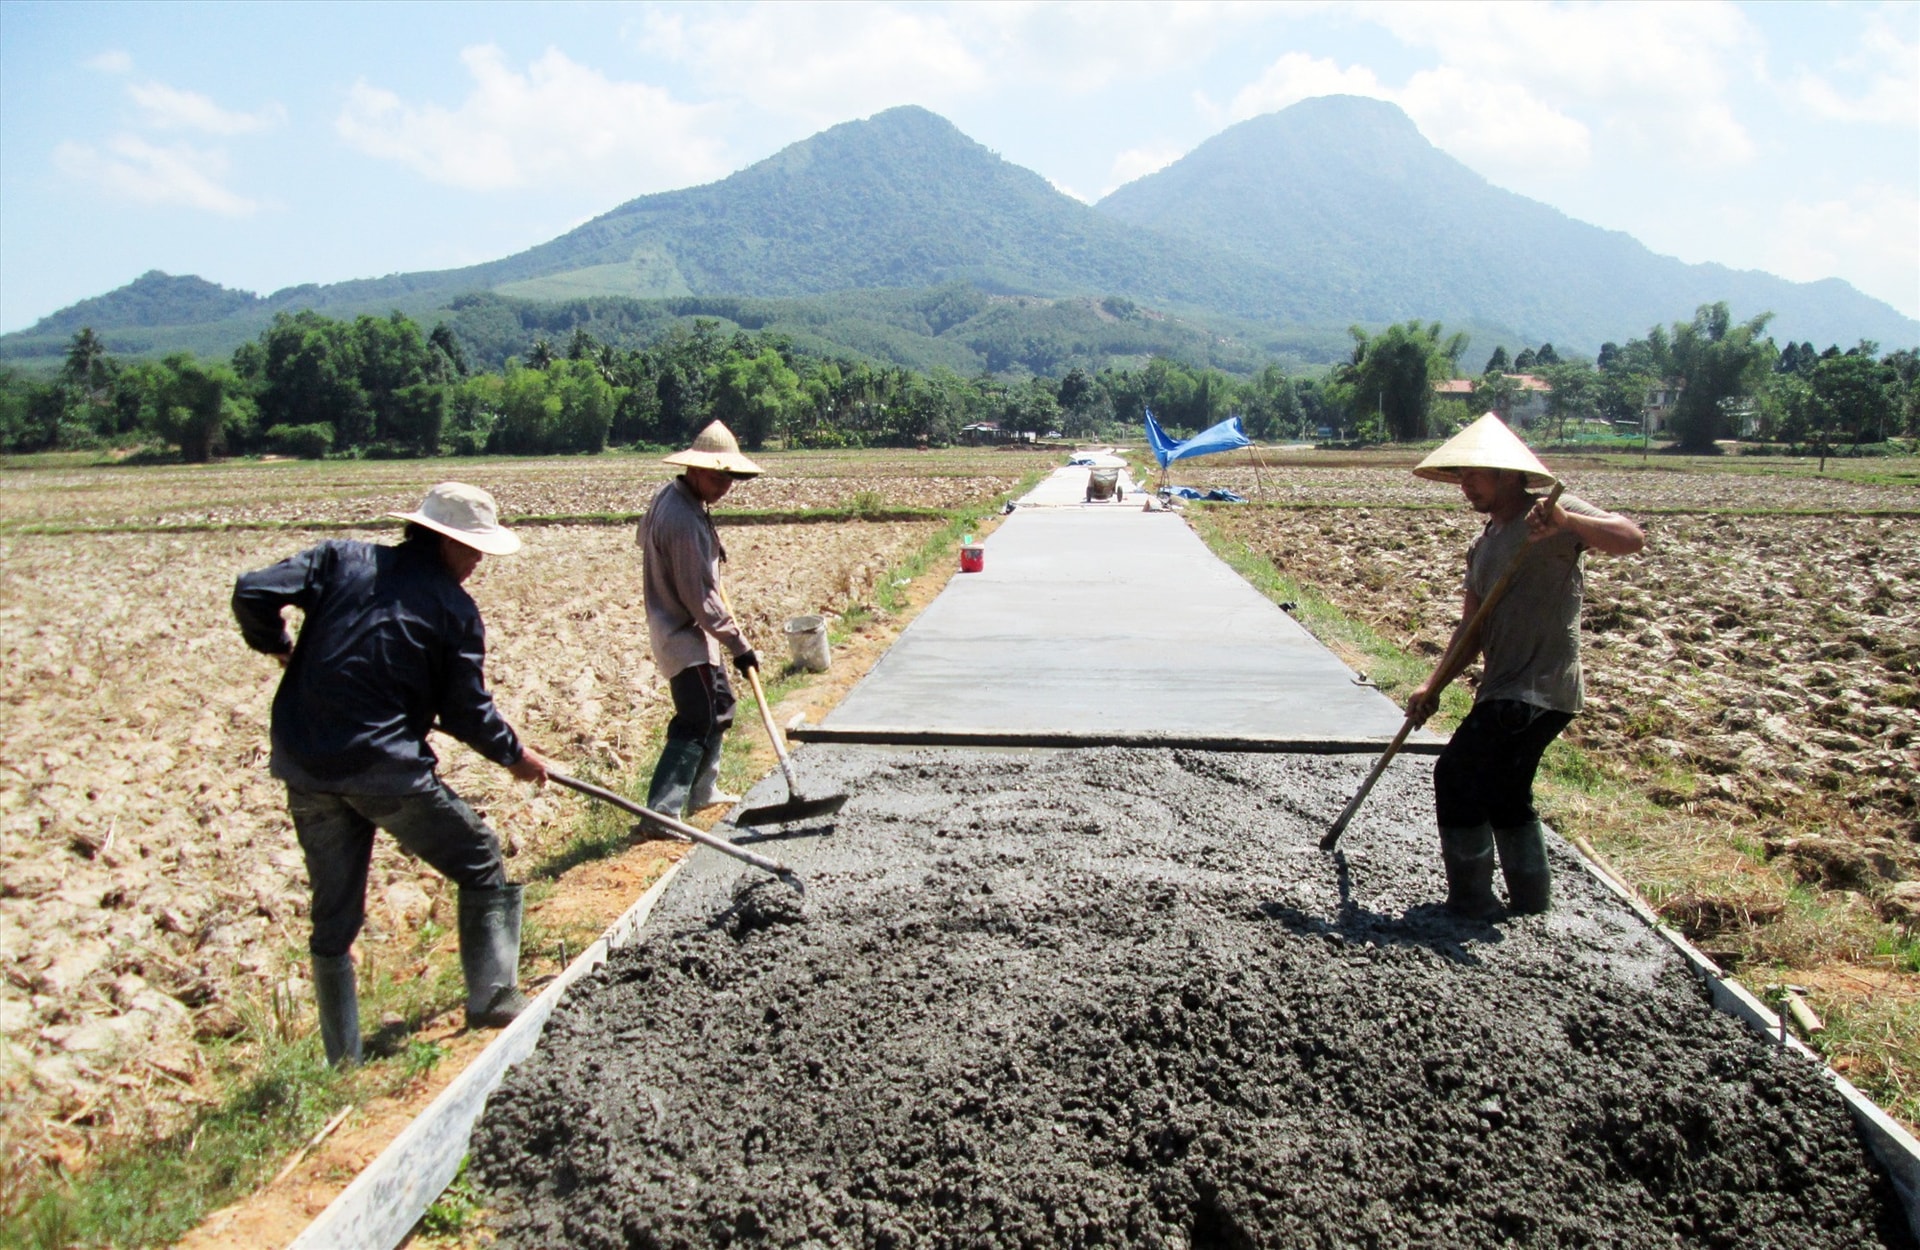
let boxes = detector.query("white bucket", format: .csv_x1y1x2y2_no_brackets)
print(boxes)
784,615,831,672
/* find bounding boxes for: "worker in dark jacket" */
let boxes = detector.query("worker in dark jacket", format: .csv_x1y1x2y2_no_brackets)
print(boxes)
233,482,548,1066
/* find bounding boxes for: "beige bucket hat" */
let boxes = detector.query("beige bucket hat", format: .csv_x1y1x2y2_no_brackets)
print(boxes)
389,482,522,556
662,420,763,477
1413,412,1556,489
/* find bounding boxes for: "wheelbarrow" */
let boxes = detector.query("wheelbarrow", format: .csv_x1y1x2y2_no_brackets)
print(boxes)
1085,466,1123,502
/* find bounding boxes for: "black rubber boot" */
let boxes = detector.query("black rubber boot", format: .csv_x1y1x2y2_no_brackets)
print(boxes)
311,953,362,1067
1439,824,1501,920
644,737,705,820
1495,820,1553,914
688,730,738,810
459,884,531,1029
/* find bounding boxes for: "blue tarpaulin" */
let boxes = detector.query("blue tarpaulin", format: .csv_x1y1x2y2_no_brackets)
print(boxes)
1164,486,1248,502
1145,412,1251,468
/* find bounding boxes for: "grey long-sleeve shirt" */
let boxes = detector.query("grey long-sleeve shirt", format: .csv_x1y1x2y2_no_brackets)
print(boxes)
637,476,750,679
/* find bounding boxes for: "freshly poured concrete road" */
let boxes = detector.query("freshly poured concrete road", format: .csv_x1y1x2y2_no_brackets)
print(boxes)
811,464,1434,748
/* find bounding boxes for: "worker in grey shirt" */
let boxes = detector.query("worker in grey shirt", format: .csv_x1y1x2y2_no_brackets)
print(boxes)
637,421,764,818
1406,414,1644,917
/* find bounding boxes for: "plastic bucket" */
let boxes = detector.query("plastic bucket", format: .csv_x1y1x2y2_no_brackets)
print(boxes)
959,545,985,573
783,615,831,672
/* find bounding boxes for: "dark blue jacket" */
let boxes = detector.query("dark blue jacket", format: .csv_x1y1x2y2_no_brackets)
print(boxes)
232,539,523,794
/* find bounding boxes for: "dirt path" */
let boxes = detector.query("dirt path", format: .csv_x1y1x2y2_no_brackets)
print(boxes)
472,747,1910,1248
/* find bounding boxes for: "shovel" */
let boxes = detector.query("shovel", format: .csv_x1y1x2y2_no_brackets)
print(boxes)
1321,482,1564,851
717,586,850,827
733,660,850,826
550,771,802,891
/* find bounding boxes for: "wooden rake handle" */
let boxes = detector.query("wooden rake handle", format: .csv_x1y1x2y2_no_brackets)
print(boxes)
1320,482,1565,852
714,584,803,795
549,771,798,883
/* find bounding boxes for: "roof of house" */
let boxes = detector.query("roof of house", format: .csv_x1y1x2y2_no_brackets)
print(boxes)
1433,374,1553,394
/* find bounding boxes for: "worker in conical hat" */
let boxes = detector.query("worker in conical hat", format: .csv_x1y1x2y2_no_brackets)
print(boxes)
1407,414,1644,919
637,421,765,820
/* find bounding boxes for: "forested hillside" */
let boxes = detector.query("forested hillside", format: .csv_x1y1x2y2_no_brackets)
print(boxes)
1096,95,1918,351
4,97,1912,373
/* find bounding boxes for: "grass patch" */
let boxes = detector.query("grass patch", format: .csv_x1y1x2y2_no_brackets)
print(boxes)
417,1155,484,1240
1813,993,1920,1127
2,1017,345,1249
528,756,656,881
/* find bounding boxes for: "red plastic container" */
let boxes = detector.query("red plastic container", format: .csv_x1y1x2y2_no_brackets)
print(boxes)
959,545,985,573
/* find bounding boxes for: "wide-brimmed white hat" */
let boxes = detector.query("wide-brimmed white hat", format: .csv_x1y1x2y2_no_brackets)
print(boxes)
389,482,522,556
662,421,763,477
1413,412,1556,489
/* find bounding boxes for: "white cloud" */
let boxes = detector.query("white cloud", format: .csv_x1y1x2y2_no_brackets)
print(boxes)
1766,184,1920,320
1398,68,1591,176
53,136,260,215
128,81,284,135
637,4,986,123
1792,9,1920,127
85,50,132,74
1222,51,1387,120
1107,143,1188,190
336,45,727,192
1355,0,1761,167
1219,53,1589,178
956,1,1265,95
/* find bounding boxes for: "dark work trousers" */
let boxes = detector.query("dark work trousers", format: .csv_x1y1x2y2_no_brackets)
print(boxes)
288,783,507,958
1432,699,1576,829
666,662,737,746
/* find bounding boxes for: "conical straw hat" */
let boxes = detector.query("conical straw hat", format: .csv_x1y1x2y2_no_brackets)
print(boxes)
1413,412,1555,489
662,420,763,476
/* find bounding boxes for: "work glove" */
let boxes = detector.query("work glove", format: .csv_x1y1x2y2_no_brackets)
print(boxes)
732,649,760,675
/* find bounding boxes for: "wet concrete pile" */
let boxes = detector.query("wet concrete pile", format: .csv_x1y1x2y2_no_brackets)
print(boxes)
473,748,1911,1248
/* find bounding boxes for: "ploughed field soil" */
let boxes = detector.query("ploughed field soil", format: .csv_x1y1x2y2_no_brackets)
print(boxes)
0,448,1049,1201
475,747,1911,1248
1204,468,1919,849
0,446,1025,530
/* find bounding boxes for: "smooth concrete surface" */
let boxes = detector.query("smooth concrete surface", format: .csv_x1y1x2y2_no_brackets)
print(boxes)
1019,460,1142,506
823,467,1430,744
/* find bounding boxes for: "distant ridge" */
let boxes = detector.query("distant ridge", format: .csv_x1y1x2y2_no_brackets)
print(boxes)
22,270,263,337
6,98,1913,368
1095,95,1917,350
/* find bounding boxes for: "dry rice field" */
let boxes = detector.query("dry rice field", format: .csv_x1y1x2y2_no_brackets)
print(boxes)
0,448,1047,1203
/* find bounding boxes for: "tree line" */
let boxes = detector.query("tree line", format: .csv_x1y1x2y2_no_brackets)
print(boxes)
1333,303,1919,453
0,309,1342,460
3,301,1914,461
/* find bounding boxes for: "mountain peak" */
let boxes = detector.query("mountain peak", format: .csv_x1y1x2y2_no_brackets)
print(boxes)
24,270,261,337
1094,93,1915,347
8,97,1911,363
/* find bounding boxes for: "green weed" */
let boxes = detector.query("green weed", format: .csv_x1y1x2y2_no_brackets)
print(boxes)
1814,994,1920,1127
1540,739,1604,793
1,1034,343,1249
418,1156,484,1238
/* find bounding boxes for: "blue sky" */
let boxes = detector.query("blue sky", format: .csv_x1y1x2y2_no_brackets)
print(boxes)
2,0,1915,336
